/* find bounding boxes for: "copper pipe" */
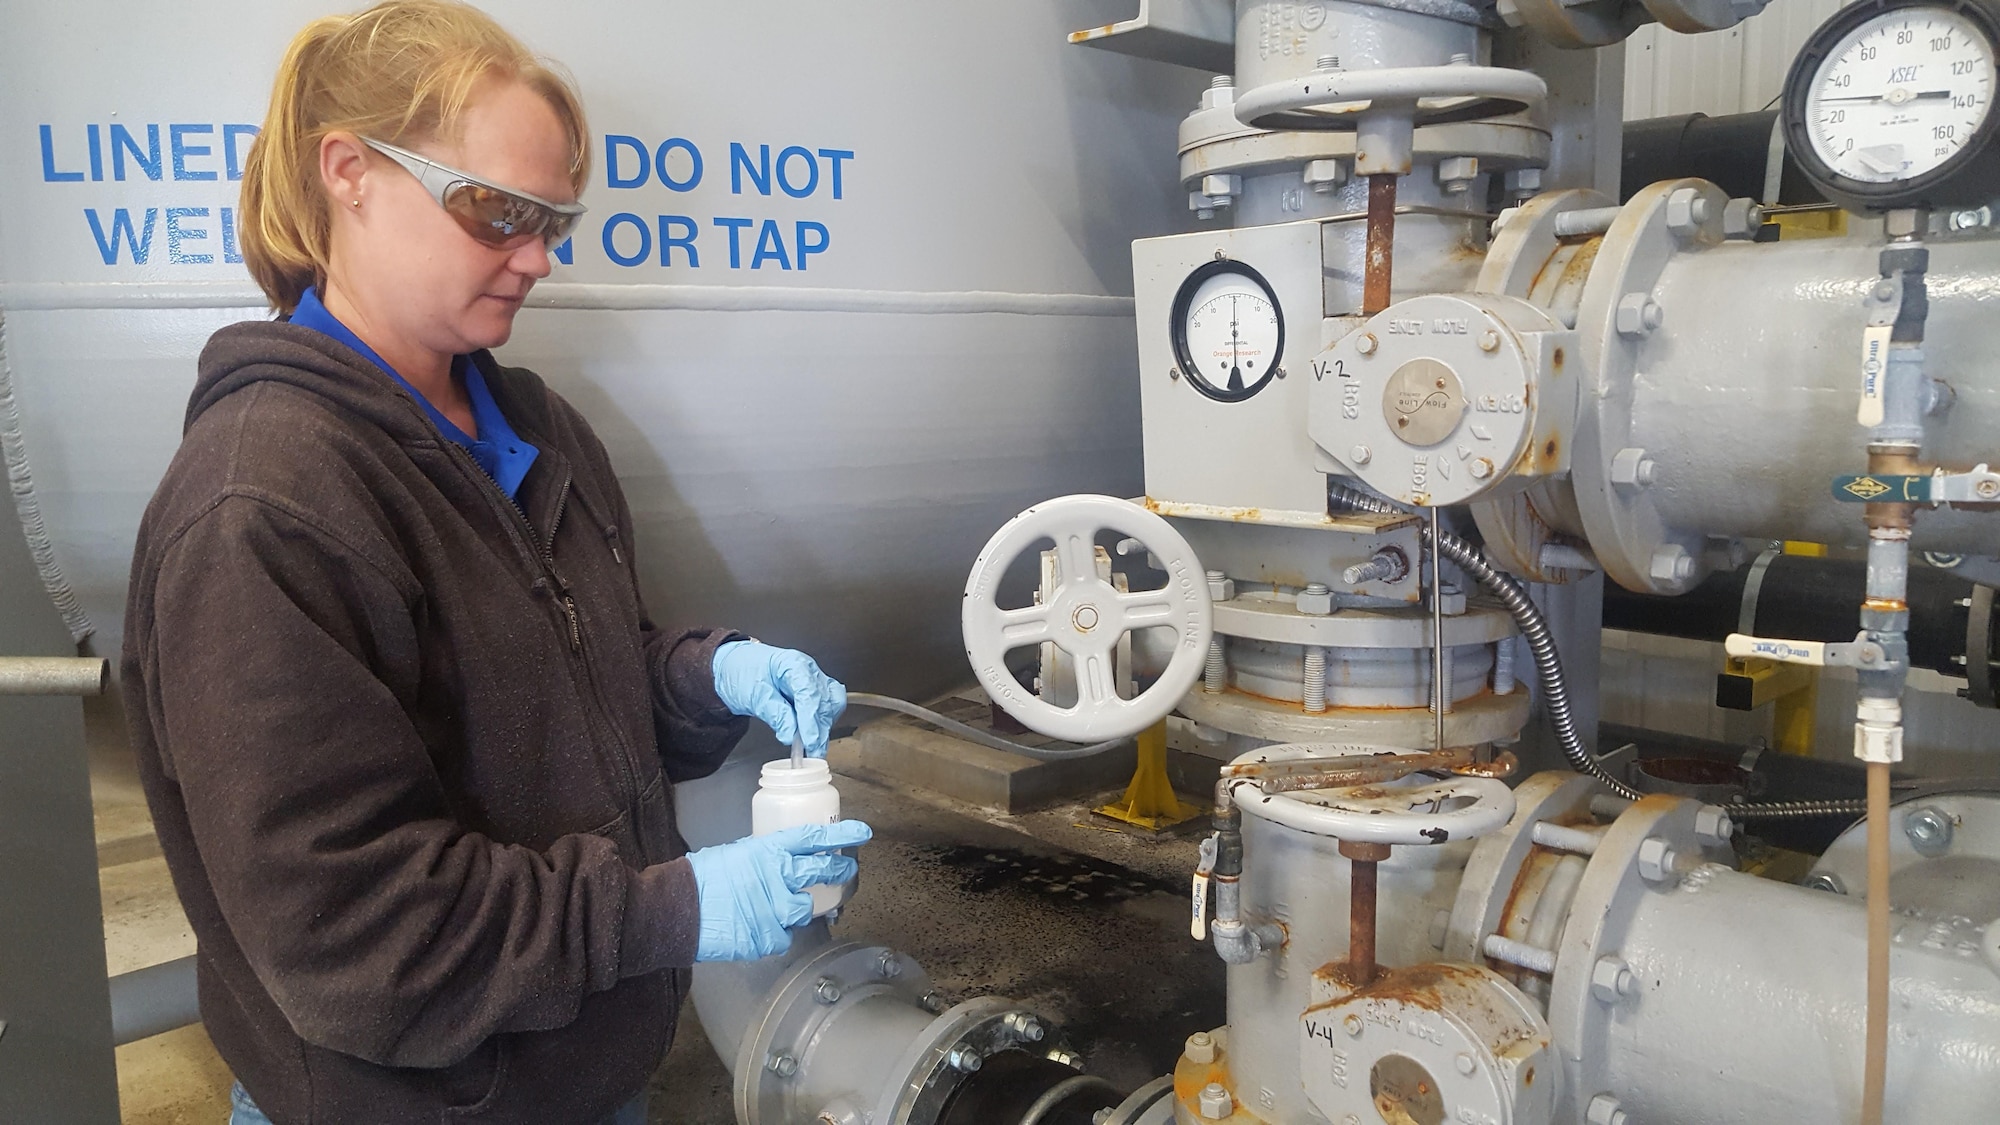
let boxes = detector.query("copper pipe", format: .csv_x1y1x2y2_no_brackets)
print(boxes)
1862,760,1892,1125
1364,174,1398,315
1339,840,1391,986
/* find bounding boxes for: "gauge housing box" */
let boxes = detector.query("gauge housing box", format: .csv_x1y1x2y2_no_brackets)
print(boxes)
1132,221,1335,525
1781,0,2000,213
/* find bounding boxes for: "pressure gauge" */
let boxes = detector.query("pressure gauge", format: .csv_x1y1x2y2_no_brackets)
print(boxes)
1169,260,1286,403
1781,0,2000,213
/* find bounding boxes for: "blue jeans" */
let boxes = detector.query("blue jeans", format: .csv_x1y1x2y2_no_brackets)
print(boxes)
230,1081,647,1124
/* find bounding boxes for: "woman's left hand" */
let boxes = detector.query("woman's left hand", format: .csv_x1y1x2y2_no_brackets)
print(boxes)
711,640,848,756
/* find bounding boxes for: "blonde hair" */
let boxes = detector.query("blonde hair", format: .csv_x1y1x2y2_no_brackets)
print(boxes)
240,0,590,313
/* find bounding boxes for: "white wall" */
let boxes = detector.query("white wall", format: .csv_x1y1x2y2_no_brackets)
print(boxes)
1623,0,1851,119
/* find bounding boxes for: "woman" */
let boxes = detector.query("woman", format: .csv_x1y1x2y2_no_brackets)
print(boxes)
120,4,867,1122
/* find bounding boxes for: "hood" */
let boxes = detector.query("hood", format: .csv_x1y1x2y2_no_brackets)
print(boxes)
188,320,531,445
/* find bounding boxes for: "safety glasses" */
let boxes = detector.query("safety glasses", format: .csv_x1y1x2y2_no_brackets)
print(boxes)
361,137,585,249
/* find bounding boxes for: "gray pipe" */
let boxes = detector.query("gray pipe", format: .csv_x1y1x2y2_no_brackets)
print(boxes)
0,656,106,696
108,955,198,1046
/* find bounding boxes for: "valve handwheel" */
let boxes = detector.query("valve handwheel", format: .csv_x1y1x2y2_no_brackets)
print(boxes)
963,495,1213,743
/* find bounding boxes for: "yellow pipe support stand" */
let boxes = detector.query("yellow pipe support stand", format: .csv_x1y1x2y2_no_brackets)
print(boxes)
1095,720,1202,831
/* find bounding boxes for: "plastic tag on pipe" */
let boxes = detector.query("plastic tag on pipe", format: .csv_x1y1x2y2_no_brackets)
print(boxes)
1857,325,1891,427
1191,834,1218,941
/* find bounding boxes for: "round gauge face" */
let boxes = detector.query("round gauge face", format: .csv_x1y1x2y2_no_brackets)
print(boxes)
1170,261,1285,403
1804,7,1996,184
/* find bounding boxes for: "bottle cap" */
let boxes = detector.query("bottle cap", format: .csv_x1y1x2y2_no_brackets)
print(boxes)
759,756,832,788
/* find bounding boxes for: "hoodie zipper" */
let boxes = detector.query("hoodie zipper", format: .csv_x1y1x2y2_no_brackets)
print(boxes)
446,444,646,813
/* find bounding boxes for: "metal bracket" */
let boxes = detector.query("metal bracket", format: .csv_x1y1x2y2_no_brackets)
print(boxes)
1066,0,1234,72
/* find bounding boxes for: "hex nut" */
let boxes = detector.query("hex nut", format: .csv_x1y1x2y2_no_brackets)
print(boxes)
1343,1014,1364,1037
767,1052,799,1078
1305,158,1347,190
1695,804,1735,848
1469,457,1494,480
947,1047,983,1073
1199,1082,1234,1120
1455,1052,1477,1075
1587,1094,1629,1125
1665,187,1710,236
1206,570,1237,603
1949,206,1992,231
1436,155,1480,192
1505,167,1544,195
813,976,843,1004
1610,447,1657,489
1649,545,1694,583
1436,584,1468,616
1722,197,1766,240
1184,1031,1217,1064
1615,293,1664,337
1637,836,1685,883
1883,208,1926,239
1904,806,1955,856
1201,174,1241,199
876,951,902,979
1804,872,1846,894
1350,444,1373,466
1356,333,1378,356
1296,583,1335,616
1591,955,1637,1003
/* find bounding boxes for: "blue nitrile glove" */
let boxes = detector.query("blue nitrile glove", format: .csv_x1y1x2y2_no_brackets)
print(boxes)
712,640,848,757
685,820,873,962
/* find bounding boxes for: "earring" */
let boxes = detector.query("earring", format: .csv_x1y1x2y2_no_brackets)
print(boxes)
351,199,361,208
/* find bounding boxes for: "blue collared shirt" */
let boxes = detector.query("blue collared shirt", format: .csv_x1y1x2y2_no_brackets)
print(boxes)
288,287,540,500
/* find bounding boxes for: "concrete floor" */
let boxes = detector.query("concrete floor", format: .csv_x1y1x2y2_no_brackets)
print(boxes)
100,732,1223,1124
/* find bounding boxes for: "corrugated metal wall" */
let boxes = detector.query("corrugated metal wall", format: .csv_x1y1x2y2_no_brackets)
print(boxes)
1623,0,1852,119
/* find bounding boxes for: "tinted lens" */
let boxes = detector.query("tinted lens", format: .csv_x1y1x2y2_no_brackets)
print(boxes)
442,182,573,248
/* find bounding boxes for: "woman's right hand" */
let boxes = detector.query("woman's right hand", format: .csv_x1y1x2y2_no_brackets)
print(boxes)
685,820,873,962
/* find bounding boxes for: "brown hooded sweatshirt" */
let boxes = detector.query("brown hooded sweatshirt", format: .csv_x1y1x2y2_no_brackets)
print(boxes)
121,321,748,1124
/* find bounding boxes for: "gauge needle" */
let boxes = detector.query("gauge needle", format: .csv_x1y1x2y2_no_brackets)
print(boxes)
1819,90,1954,103
1228,295,1243,391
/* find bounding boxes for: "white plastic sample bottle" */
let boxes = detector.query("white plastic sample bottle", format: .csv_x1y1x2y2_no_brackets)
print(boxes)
751,757,853,917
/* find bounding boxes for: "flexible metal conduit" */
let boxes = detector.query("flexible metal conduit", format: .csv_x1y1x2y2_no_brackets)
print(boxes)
1326,483,1865,819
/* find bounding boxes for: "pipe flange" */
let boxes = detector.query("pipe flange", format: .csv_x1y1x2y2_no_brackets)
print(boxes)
1178,685,1531,753
1443,772,1604,962
1810,792,2000,892
1504,0,1646,49
883,997,1072,1125
1542,794,1734,1121
1212,594,1515,648
1099,1075,1177,1125
732,942,933,1125
1966,584,1996,709
1570,178,1733,595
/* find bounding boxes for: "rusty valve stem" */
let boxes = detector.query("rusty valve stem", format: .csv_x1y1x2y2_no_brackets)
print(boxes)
1363,174,1398,315
1339,839,1392,986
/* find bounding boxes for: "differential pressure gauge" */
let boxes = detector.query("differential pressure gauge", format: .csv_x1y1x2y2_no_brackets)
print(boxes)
1781,0,2000,212
1170,260,1286,403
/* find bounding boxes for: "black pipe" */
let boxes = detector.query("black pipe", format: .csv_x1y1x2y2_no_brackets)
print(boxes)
1621,111,1826,205
1602,554,1989,678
